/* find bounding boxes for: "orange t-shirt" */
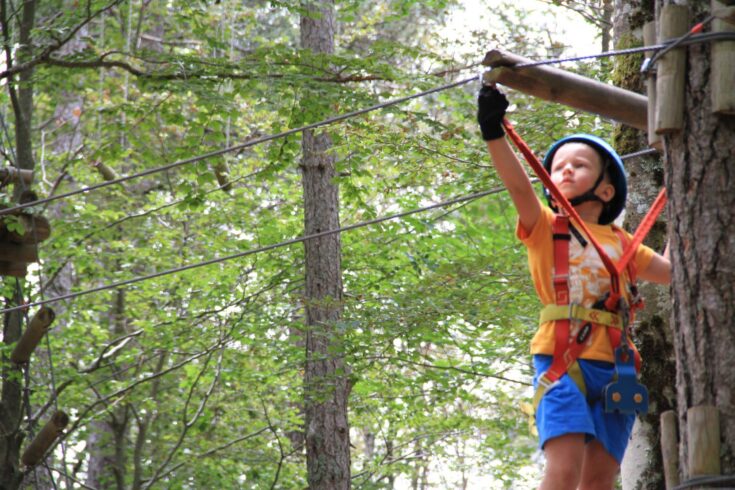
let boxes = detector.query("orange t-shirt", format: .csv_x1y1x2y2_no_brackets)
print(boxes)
517,205,655,362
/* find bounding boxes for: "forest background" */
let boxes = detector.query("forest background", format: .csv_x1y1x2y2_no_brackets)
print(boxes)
0,0,677,488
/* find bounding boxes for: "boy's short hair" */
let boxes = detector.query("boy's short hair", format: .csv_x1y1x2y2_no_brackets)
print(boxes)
542,134,627,225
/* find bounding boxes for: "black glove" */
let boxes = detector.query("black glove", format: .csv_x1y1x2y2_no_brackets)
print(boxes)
477,85,509,141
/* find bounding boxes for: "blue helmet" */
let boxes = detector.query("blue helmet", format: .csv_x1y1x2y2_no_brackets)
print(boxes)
542,134,627,225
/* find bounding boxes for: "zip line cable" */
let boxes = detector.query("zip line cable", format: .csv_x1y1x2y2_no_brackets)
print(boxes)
0,76,477,217
0,143,660,317
33,148,658,304
2,28,715,314
1,30,730,218
0,186,506,314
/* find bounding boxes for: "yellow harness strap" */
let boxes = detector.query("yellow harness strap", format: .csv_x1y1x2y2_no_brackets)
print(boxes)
539,304,624,330
532,304,623,411
533,361,586,411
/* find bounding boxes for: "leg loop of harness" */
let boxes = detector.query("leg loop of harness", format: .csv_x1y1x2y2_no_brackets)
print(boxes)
533,361,587,412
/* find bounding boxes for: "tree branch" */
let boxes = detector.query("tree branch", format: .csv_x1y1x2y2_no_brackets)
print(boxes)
0,0,125,80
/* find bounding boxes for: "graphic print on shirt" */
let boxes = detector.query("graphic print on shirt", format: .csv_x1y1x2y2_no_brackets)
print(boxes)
567,238,621,343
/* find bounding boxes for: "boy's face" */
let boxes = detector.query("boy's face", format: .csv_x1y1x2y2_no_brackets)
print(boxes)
549,143,615,204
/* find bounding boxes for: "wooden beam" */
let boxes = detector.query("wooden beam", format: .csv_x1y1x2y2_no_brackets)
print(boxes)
0,167,33,187
11,306,56,364
655,5,689,134
482,49,648,131
660,410,681,489
712,0,735,114
21,411,69,467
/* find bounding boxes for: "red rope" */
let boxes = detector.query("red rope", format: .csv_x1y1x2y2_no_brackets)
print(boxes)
616,187,667,276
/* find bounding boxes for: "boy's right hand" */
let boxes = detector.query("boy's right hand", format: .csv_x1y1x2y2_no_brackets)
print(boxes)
477,85,509,141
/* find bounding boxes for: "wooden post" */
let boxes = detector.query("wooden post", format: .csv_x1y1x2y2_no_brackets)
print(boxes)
213,161,232,192
660,410,681,489
482,49,648,131
0,261,27,277
0,242,39,263
0,167,33,187
687,405,721,476
92,161,119,181
644,22,663,150
21,411,69,467
655,5,689,134
1,213,51,243
10,307,55,364
712,0,735,114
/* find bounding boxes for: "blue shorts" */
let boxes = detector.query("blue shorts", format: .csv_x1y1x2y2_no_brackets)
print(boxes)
533,354,635,464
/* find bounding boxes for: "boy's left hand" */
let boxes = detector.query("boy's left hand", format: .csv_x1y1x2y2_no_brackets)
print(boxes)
477,85,509,141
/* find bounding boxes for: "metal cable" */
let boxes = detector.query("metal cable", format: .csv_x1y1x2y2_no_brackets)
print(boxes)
643,15,717,74
672,474,735,490
3,29,729,219
0,185,506,314
0,140,661,317
0,75,477,217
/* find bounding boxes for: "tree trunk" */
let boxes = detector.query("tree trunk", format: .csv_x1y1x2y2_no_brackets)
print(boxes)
87,290,129,490
611,1,675,488
665,0,735,478
1,2,37,488
300,2,351,488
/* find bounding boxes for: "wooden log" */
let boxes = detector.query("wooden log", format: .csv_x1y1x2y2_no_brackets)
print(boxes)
661,410,681,489
21,411,69,467
213,161,232,192
655,5,689,134
0,261,27,277
0,167,33,187
92,161,119,181
0,213,51,244
482,49,648,130
712,0,735,114
644,22,663,150
687,405,721,476
11,306,56,364
0,242,39,263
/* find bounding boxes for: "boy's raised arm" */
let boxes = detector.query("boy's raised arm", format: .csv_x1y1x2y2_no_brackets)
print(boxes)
477,86,541,234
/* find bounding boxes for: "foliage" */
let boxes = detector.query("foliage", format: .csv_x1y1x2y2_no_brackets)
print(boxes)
0,0,612,487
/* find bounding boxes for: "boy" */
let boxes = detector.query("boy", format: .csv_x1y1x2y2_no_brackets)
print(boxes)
476,86,671,490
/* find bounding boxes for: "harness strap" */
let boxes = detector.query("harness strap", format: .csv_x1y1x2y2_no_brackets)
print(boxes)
533,216,640,411
539,304,624,329
534,216,583,410
502,120,667,412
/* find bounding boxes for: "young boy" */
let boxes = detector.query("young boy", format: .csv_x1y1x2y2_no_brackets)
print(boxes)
476,86,671,490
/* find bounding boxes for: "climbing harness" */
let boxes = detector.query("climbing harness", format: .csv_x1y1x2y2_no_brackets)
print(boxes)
501,119,667,414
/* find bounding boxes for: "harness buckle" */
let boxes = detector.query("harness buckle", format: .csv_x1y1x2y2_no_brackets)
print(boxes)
537,374,559,392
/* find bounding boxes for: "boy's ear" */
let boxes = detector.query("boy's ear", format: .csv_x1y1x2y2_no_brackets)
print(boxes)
598,182,616,203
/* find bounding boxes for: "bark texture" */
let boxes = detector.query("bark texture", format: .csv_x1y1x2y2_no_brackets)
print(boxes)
300,1,351,488
665,17,735,477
